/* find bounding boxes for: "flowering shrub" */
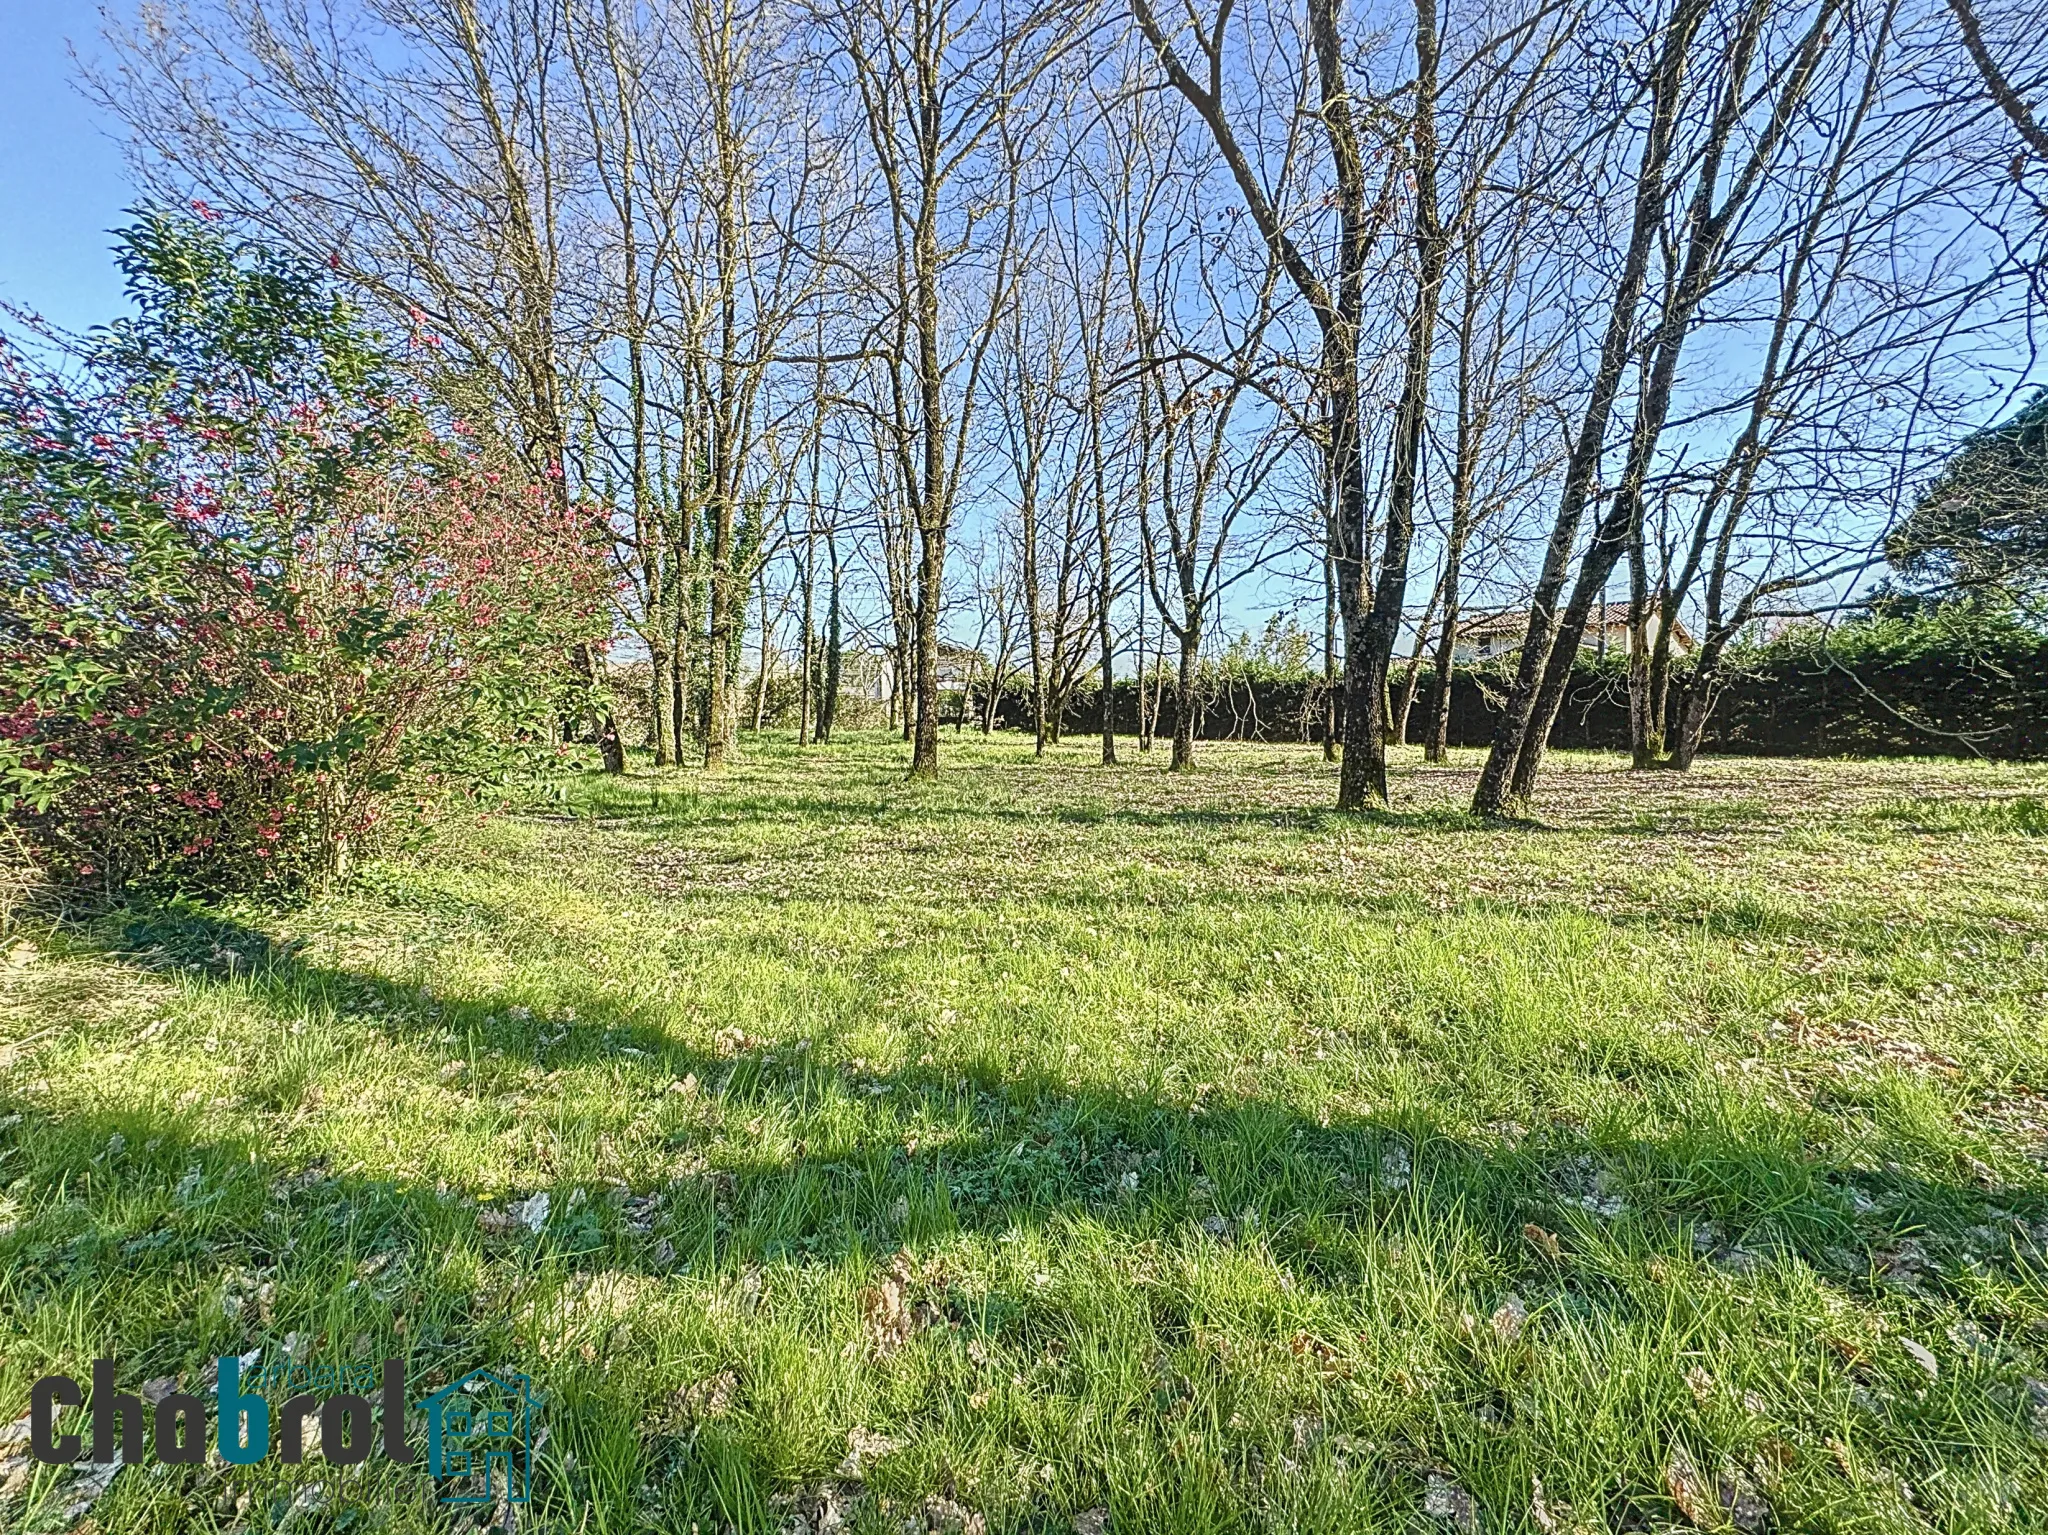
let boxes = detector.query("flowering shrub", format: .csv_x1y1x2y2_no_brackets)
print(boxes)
1,212,612,894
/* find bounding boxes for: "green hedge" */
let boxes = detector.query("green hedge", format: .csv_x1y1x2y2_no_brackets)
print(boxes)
979,609,2048,760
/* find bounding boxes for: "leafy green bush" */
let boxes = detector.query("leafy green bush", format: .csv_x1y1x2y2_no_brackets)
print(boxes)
1709,603,2048,760
1,212,613,895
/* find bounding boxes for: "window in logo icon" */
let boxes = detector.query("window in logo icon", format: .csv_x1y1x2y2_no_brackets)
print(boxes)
418,1369,538,1506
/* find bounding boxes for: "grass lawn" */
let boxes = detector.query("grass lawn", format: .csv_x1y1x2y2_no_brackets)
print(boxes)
3,735,2047,1534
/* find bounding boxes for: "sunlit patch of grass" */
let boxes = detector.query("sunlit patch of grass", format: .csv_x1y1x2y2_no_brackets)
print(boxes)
1863,794,2048,837
1620,796,1777,834
2,733,2046,1532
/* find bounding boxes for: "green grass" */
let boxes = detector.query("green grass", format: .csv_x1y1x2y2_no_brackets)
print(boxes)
3,734,2047,1534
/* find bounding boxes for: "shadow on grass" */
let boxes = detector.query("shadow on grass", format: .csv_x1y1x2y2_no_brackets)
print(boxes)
4,905,2045,1530
552,783,1507,838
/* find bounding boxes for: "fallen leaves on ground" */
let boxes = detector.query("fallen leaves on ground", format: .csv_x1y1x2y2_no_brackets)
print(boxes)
1899,1338,1940,1379
678,1369,738,1422
1424,1473,1480,1533
1666,1444,1771,1532
835,1426,906,1480
863,1249,941,1357
480,1189,551,1235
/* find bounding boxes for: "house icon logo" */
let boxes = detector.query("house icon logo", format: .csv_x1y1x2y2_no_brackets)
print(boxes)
418,1368,539,1505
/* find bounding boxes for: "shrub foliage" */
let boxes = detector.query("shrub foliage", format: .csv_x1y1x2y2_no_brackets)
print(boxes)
1889,388,2048,615
980,606,2047,761
1,212,612,894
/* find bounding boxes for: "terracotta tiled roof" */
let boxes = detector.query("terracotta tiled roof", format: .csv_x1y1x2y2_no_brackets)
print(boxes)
1455,608,1534,639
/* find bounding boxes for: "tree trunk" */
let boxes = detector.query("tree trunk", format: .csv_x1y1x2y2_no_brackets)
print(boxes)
669,609,689,764
573,642,626,774
1627,631,1657,767
1670,640,1732,769
1171,624,1199,770
1322,549,1339,763
1392,567,1443,746
1505,524,1634,806
1328,0,1446,810
1137,539,1156,752
1089,388,1117,768
650,645,674,767
910,517,943,776
1021,456,1046,757
1044,617,1068,748
1150,646,1167,752
798,526,815,747
668,480,694,765
817,531,842,743
1098,596,1118,765
703,492,737,769
1392,652,1423,747
1424,533,1465,763
1671,689,1709,769
1331,369,1385,809
753,568,773,731
1627,515,1658,768
895,636,911,740
1471,0,1705,816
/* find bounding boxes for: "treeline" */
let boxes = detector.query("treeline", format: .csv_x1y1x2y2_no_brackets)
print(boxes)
70,0,2048,826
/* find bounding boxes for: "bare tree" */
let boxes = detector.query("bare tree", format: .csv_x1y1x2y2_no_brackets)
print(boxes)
94,0,644,768
998,282,1098,752
1421,197,1567,762
821,0,1085,776
1131,250,1291,766
1469,0,1728,815
1946,0,2048,160
958,539,1027,732
643,0,843,769
1056,165,1135,766
1131,0,1411,806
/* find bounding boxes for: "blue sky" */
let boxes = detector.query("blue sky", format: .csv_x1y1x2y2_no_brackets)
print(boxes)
0,2,131,331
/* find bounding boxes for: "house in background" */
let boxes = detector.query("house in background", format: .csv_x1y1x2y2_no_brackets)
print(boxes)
864,642,986,703
1450,605,1695,664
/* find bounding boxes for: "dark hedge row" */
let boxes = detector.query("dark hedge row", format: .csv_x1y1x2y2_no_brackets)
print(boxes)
976,615,2048,760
